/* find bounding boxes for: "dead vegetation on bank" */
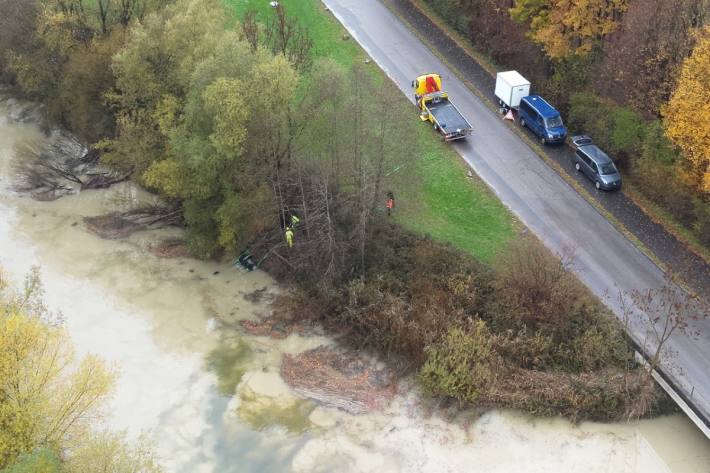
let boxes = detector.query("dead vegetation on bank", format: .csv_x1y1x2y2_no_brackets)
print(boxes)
263,225,673,422
281,347,397,415
14,138,129,200
84,205,184,240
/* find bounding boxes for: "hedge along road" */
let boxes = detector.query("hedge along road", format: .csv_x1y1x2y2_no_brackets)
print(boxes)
320,0,710,435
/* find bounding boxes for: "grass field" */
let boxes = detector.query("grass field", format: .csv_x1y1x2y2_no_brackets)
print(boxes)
223,0,514,261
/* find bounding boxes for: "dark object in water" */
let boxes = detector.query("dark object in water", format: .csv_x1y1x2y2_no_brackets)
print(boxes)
235,250,257,271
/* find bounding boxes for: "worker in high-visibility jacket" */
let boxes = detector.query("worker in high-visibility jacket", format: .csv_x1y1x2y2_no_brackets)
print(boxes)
285,227,294,248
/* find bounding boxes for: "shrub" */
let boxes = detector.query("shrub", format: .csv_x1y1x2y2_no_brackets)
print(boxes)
423,0,470,34
567,92,616,151
569,324,630,371
609,107,646,169
490,239,583,335
540,55,595,114
641,120,677,165
568,93,647,170
420,323,501,403
495,330,555,370
567,92,604,134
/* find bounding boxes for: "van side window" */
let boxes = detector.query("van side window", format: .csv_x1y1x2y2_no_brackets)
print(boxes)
589,161,598,173
575,150,584,160
520,101,532,116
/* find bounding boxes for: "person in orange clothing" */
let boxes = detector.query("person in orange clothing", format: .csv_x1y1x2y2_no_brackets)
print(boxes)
386,191,395,216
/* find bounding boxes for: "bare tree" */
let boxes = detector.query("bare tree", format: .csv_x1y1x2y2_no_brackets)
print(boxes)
264,4,313,70
240,10,260,52
619,272,708,378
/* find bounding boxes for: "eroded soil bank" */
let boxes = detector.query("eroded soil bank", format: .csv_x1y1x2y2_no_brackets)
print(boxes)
2,97,709,472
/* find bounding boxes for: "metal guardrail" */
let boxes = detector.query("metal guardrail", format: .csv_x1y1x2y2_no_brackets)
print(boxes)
629,337,710,439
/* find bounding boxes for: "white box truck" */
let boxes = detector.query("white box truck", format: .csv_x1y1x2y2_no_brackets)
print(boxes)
495,71,530,110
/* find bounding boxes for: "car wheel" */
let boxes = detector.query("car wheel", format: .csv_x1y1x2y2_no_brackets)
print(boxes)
520,118,526,128
541,136,547,145
595,180,601,190
575,162,581,172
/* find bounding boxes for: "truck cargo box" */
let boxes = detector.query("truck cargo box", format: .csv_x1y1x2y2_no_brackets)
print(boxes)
495,71,531,110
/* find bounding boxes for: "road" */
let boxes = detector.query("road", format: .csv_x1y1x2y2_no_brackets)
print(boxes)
322,0,710,434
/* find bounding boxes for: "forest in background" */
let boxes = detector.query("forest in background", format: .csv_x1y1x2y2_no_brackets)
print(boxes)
424,0,710,248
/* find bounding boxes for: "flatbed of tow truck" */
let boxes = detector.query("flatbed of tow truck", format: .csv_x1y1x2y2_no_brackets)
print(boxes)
412,74,472,142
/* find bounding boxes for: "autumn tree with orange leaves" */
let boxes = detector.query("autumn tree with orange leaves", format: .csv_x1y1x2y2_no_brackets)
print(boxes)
510,0,627,59
663,26,710,194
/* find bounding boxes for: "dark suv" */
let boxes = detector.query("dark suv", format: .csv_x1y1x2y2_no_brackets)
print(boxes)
572,136,622,191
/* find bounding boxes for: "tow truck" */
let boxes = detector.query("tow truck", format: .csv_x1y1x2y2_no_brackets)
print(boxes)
411,73,472,141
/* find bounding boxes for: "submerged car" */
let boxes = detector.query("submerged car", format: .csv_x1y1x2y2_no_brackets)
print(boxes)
571,135,622,191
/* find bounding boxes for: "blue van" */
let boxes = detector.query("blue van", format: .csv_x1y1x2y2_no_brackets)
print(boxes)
518,95,567,145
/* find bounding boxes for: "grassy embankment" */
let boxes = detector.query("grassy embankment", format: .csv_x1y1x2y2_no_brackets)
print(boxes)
223,0,514,261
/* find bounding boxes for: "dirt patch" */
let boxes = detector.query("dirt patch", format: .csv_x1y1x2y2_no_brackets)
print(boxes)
281,347,397,414
83,213,146,239
149,238,190,258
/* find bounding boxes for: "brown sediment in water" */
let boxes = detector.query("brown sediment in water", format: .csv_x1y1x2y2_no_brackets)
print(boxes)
240,313,307,339
83,212,146,239
149,238,190,258
281,347,397,415
31,188,68,202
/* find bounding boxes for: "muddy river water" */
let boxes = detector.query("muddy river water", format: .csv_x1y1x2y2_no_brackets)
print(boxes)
1,96,709,472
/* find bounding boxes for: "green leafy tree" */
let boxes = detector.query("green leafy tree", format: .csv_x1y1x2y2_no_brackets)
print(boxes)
106,0,226,175
0,268,163,472
0,269,115,469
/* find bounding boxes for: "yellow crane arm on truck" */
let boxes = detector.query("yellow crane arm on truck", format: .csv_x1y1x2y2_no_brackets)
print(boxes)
411,73,472,142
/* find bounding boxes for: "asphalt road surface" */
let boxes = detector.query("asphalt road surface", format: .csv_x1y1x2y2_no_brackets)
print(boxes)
322,0,710,431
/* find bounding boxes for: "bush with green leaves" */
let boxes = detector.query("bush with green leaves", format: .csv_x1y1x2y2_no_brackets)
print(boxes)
420,323,500,403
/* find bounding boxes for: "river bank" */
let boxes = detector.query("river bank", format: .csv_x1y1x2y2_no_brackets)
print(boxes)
2,97,710,472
